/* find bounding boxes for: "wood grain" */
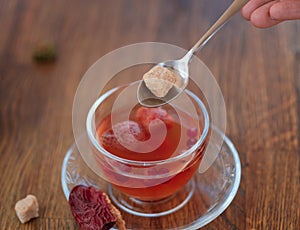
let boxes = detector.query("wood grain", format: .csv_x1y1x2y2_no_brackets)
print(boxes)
0,0,299,229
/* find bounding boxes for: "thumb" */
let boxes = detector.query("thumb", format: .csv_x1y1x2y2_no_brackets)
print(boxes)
270,1,300,21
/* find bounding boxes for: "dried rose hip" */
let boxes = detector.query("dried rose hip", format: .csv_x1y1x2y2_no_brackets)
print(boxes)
68,185,121,230
135,107,174,132
99,120,148,155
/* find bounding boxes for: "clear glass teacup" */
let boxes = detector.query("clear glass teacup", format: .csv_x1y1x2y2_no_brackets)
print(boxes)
86,80,210,215
63,43,240,226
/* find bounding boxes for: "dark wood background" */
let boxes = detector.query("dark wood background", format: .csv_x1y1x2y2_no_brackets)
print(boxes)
0,0,299,229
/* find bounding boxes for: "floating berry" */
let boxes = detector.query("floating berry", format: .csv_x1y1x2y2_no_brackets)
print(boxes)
99,121,148,155
187,127,198,138
136,107,174,132
187,138,198,148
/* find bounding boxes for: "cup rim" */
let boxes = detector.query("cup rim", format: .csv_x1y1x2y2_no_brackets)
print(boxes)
86,81,210,166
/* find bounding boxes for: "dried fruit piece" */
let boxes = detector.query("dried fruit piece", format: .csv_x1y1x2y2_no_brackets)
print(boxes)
15,194,39,224
136,107,174,132
99,121,148,154
143,65,178,97
69,185,126,230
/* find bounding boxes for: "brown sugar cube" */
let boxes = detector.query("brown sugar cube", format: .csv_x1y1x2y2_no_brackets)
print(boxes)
15,195,39,224
143,65,178,98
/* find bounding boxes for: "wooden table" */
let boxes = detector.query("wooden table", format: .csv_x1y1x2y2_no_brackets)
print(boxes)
1,0,299,229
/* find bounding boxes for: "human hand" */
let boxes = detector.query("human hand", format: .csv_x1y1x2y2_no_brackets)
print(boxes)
242,0,300,28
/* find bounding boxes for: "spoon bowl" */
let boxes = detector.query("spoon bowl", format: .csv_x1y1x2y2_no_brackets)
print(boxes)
137,0,248,107
138,55,190,107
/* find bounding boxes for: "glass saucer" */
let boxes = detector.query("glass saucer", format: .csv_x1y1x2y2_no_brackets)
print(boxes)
61,133,241,229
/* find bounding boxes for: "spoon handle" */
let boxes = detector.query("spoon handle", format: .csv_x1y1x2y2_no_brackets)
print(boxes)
190,0,248,55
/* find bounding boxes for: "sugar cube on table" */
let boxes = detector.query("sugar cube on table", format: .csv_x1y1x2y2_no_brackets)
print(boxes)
15,194,39,224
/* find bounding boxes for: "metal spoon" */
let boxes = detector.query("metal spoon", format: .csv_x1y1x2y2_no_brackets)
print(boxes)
137,0,248,107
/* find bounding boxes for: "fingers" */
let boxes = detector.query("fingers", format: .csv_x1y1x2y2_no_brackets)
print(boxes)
242,0,274,20
242,0,300,28
249,1,282,28
270,1,300,21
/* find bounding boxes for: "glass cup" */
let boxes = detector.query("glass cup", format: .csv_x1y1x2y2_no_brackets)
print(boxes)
86,80,210,216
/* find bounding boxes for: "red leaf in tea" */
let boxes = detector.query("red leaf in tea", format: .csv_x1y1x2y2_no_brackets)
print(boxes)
68,185,124,230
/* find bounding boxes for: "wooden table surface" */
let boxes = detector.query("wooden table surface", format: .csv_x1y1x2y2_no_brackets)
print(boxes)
1,0,299,229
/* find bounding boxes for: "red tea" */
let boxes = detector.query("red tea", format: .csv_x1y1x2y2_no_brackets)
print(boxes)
94,104,208,201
